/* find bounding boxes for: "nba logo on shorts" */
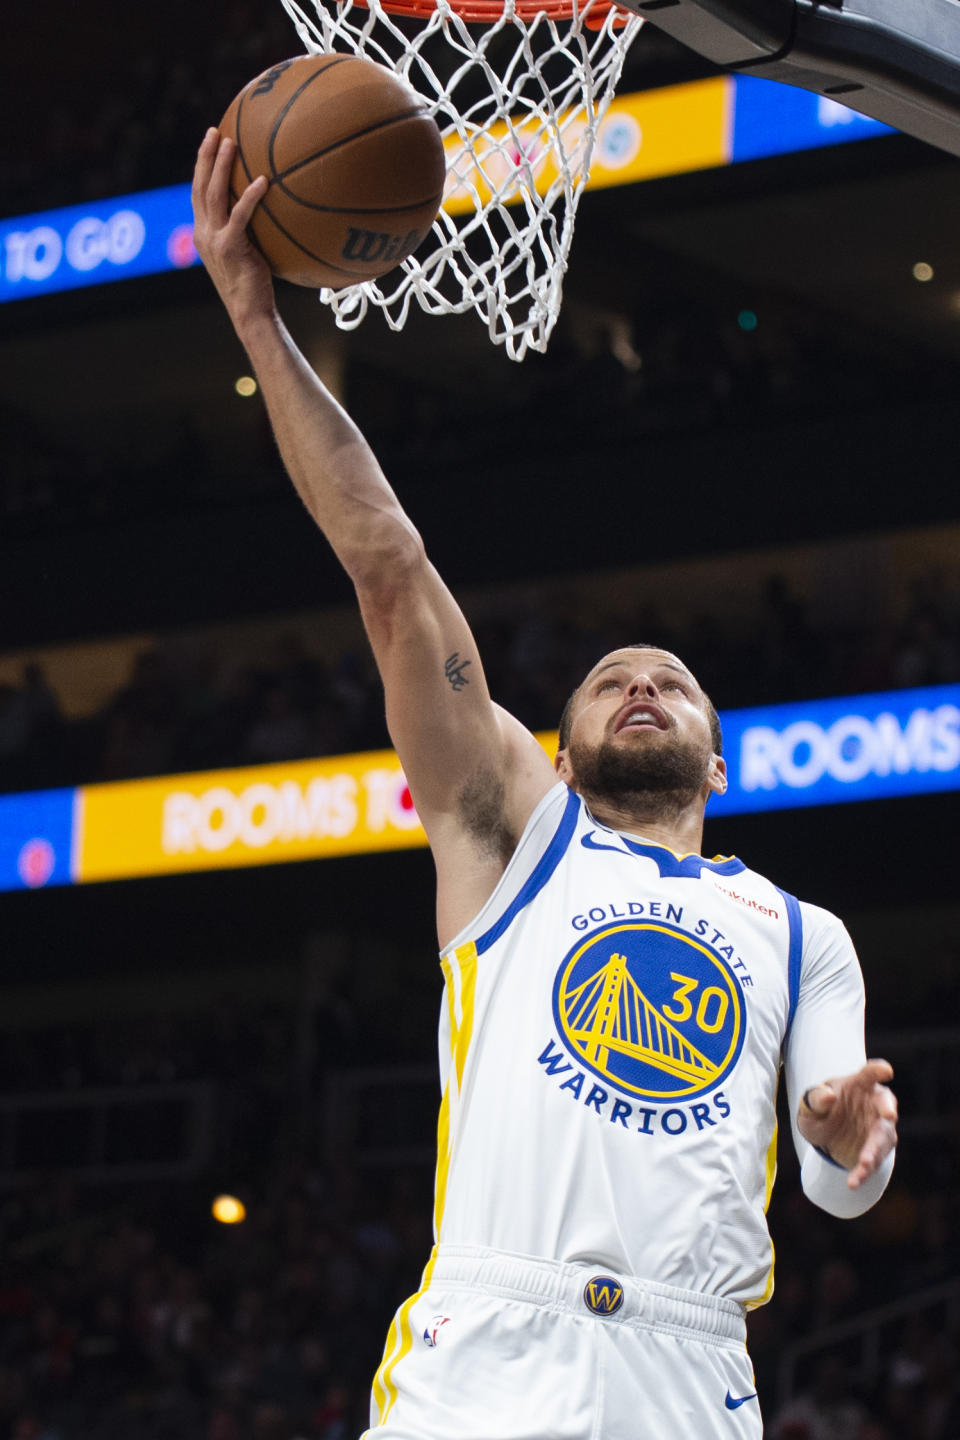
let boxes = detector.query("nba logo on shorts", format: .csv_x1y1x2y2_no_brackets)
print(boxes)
423,1315,451,1347
584,1276,624,1316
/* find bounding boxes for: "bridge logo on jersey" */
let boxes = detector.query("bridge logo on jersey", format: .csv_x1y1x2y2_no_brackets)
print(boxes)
552,921,745,1103
583,1276,624,1316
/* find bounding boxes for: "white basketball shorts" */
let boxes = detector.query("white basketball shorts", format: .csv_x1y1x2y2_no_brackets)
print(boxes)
365,1246,763,1440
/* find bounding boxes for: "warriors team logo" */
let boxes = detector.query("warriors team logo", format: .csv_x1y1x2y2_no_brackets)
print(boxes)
552,922,745,1103
584,1276,624,1316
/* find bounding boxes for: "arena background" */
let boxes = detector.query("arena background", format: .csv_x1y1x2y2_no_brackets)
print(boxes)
2,3,959,1436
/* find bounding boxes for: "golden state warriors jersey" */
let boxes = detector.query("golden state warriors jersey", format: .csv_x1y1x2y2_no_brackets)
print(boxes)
433,781,882,1308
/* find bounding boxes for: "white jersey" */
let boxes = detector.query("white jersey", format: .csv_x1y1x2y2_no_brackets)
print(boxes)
431,781,891,1308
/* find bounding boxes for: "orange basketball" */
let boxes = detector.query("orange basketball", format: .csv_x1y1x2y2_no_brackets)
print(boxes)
219,54,446,290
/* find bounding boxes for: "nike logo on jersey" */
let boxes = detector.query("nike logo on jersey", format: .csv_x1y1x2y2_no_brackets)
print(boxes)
724,1391,758,1410
581,832,630,857
581,831,745,879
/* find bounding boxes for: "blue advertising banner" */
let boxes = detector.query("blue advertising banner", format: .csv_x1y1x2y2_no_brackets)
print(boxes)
0,788,78,891
0,183,198,304
730,75,895,162
713,684,960,816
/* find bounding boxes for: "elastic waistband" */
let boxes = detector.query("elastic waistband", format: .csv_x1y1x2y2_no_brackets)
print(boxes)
430,1246,747,1350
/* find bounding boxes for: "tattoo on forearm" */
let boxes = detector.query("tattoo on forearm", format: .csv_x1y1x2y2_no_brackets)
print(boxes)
444,652,472,692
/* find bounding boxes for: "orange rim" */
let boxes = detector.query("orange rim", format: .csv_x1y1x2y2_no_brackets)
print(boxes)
348,0,629,27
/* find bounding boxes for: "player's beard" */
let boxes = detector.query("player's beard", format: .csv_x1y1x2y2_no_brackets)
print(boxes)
568,729,711,819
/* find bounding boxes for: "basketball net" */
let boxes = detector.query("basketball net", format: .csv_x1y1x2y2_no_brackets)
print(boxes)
279,0,643,360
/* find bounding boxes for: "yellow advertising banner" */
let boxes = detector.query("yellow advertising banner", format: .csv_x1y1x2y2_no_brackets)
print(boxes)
77,749,424,882
442,77,731,216
75,734,560,883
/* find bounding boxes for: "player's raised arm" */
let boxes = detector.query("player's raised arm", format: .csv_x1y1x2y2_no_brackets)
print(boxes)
191,130,557,938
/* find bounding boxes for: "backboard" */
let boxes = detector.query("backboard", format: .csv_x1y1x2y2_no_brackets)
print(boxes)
622,0,960,158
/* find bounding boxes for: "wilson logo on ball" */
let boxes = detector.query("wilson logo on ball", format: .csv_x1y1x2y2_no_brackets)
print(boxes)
341,228,424,264
251,61,294,97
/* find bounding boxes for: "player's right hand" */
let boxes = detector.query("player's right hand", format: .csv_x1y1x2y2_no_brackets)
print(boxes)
191,128,274,323
799,1058,898,1190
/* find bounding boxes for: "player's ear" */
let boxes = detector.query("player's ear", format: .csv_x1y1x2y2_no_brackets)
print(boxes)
705,754,727,799
555,747,574,784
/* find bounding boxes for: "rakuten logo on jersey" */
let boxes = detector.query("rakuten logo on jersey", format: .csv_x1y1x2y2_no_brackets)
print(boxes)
740,704,960,792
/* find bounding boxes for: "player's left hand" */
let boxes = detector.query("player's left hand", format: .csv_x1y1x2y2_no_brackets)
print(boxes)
798,1058,898,1190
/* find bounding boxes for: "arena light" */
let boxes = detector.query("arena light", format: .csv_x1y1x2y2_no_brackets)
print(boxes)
912,261,934,282
211,1194,246,1224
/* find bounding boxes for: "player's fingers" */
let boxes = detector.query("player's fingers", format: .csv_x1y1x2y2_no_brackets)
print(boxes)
847,1116,897,1189
205,135,237,227
861,1057,894,1085
191,127,220,214
873,1084,898,1123
802,1083,837,1118
230,173,268,231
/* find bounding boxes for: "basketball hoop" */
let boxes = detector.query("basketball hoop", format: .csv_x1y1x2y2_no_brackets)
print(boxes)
279,0,644,359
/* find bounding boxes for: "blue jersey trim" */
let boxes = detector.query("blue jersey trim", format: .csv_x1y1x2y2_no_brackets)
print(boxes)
580,830,746,879
618,837,746,879
475,787,581,956
776,886,804,1033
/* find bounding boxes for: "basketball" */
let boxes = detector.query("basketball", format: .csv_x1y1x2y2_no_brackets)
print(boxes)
219,54,446,290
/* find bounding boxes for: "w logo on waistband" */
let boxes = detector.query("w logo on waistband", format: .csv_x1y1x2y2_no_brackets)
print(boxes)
584,1276,624,1316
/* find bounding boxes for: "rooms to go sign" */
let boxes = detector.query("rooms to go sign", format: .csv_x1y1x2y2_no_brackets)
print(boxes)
0,184,199,301
4,210,146,283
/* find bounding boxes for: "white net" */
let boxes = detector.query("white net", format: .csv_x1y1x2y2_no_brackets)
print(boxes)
279,0,644,359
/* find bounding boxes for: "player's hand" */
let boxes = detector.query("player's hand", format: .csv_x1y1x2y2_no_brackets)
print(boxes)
798,1059,898,1190
191,128,273,322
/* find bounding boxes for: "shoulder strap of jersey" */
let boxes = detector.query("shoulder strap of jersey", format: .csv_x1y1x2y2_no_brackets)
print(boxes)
474,785,581,956
773,885,804,1034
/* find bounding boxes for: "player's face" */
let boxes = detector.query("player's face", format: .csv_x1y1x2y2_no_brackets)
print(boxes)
556,648,725,803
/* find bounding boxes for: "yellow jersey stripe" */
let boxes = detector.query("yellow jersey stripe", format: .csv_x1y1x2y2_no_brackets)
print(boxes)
744,1117,779,1310
441,953,460,1051
452,942,478,1090
433,1083,452,1239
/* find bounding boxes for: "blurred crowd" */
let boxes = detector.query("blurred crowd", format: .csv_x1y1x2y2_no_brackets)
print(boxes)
7,4,295,220
0,978,958,1440
1,562,959,795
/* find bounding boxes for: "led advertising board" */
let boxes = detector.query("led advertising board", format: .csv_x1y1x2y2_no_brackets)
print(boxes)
0,787,77,892
1,76,894,305
0,184,200,304
0,685,956,892
712,684,960,816
729,76,894,163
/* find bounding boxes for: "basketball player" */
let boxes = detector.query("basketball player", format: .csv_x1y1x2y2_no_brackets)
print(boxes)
192,129,898,1440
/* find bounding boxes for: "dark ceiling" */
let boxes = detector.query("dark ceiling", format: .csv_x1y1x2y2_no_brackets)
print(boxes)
4,1,960,650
